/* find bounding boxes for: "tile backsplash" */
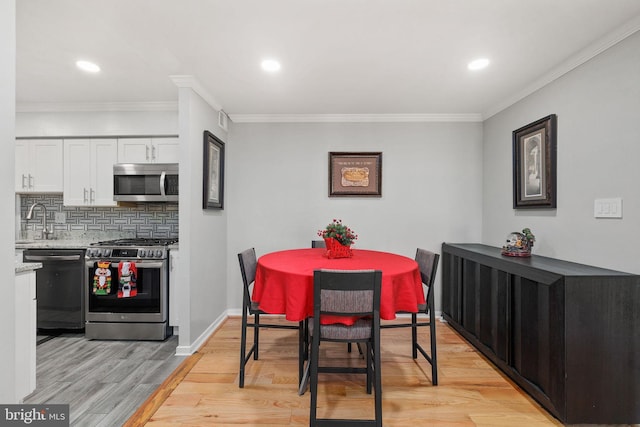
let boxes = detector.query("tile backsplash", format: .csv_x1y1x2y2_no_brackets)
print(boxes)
19,194,178,239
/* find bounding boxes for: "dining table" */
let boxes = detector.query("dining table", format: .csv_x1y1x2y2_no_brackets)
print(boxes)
252,247,425,393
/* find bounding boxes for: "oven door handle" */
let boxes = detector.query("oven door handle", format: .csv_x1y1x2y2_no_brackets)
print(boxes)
109,261,165,269
25,254,82,262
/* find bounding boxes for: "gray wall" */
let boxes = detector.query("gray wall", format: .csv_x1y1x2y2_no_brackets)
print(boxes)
176,87,228,352
482,30,640,273
226,121,484,314
1,0,16,403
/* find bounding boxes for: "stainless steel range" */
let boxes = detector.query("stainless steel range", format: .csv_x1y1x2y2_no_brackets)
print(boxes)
85,238,177,340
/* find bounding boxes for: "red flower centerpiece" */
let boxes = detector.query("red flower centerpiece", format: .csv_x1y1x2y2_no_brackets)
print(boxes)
317,219,358,258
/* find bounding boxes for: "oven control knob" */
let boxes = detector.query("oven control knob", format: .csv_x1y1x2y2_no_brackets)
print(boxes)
139,250,146,258
155,250,162,258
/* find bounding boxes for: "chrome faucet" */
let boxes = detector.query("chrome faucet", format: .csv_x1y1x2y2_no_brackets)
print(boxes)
26,202,52,240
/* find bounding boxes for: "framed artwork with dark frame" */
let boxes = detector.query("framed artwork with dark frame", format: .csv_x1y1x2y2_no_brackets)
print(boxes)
203,130,225,210
512,114,557,209
329,152,382,197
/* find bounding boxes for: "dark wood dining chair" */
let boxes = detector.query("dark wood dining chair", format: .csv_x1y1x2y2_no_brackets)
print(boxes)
311,238,359,356
237,248,299,388
308,269,383,426
381,248,439,385
311,240,326,248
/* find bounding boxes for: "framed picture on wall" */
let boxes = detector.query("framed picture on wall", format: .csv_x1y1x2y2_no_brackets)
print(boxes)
203,130,225,209
329,152,382,197
512,114,557,209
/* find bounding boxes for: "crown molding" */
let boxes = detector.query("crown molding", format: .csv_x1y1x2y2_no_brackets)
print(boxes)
170,75,222,112
228,113,483,123
16,101,177,113
483,14,640,120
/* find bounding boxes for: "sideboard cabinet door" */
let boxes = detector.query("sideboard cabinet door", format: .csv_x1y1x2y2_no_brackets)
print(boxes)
441,242,640,424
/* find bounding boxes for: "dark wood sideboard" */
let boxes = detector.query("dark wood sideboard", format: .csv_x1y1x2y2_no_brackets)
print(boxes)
441,243,640,424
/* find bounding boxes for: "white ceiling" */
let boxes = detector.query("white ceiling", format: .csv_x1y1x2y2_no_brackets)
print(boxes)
16,0,640,120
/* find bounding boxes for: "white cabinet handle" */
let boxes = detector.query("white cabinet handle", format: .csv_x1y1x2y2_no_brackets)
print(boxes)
83,188,88,204
90,188,95,204
146,145,150,160
22,174,27,189
151,144,156,160
28,174,33,189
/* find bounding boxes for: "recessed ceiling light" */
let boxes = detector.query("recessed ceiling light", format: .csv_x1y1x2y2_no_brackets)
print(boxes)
468,58,490,71
261,59,281,72
76,60,100,73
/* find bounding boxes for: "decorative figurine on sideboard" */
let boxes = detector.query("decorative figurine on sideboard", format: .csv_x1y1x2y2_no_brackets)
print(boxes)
502,228,535,257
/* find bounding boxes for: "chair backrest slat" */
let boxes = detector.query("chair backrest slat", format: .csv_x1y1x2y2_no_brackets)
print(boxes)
238,248,257,309
415,248,440,303
311,240,326,248
313,269,381,317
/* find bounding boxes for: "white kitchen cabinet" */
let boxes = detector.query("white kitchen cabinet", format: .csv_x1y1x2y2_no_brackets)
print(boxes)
15,139,64,193
169,248,180,329
63,139,118,206
15,269,36,402
117,138,179,163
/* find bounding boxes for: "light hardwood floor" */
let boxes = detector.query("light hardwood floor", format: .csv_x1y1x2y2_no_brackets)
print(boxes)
138,317,563,426
25,332,185,427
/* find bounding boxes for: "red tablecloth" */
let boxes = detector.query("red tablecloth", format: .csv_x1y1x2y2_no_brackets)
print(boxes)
253,248,425,324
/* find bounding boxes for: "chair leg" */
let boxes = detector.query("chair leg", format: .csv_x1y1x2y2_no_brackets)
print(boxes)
366,342,372,394
239,309,249,388
374,336,382,427
299,320,306,386
429,309,438,385
411,313,418,359
254,312,260,360
309,333,320,425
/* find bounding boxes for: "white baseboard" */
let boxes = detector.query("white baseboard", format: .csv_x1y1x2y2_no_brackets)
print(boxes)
175,311,228,356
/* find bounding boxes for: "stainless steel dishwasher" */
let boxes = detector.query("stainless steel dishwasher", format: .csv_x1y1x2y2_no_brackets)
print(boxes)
23,249,86,330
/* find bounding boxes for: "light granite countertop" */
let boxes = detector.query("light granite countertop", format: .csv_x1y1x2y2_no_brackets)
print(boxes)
15,231,137,250
15,231,179,250
15,261,42,273
15,239,95,249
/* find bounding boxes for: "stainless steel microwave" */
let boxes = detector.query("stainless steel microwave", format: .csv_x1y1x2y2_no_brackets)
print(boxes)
113,163,179,202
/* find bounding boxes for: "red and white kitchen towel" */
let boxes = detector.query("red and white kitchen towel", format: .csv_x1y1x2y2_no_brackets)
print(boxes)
118,261,137,298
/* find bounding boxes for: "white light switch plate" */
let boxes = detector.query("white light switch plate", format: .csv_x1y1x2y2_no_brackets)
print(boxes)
594,198,622,218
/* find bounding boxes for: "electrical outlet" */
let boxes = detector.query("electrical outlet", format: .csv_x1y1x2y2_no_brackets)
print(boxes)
54,212,66,223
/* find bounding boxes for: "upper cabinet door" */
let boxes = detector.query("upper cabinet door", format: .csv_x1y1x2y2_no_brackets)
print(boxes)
15,142,30,192
91,139,118,206
152,138,180,163
63,139,93,206
15,140,64,193
117,138,152,163
117,138,179,163
63,139,118,207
